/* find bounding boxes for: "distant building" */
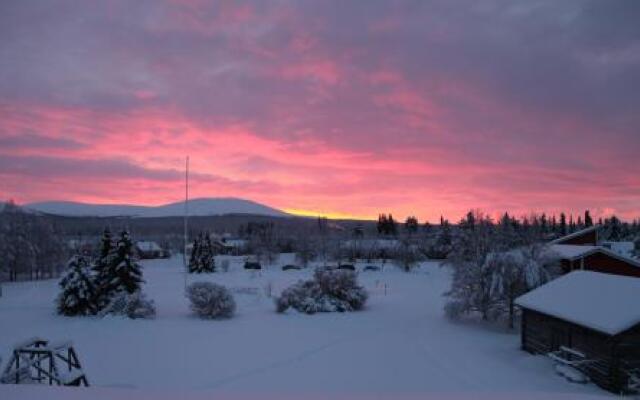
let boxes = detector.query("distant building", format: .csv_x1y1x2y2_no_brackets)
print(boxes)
516,271,640,393
551,225,599,246
135,241,168,259
210,235,248,255
549,226,640,278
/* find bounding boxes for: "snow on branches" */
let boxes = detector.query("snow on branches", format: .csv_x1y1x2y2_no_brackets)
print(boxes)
56,255,97,316
186,282,236,319
445,213,561,327
56,229,153,319
188,232,216,273
276,267,368,314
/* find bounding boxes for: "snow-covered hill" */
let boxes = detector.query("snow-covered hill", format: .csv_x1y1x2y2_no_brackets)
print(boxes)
25,198,289,218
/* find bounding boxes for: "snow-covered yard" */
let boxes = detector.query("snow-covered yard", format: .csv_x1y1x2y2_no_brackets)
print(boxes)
0,255,609,398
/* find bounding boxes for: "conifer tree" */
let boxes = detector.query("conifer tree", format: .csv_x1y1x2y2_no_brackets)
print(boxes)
559,213,567,235
56,255,97,316
405,216,419,234
188,234,202,273
108,231,144,294
92,228,116,309
584,210,593,227
377,214,388,234
387,214,397,235
188,232,215,273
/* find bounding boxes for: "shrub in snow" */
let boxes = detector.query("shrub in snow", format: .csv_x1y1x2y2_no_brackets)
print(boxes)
186,282,236,319
56,255,98,316
443,300,465,320
392,239,422,271
188,233,216,273
100,290,156,319
276,267,368,314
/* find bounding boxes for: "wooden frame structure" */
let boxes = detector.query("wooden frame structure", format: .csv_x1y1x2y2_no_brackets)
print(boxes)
0,337,88,386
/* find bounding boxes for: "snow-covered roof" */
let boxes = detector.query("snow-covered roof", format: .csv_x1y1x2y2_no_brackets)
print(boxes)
136,241,162,252
516,271,640,335
221,239,247,248
550,225,598,245
549,244,640,268
549,244,600,259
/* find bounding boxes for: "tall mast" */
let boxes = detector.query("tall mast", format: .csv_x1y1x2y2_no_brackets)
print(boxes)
183,156,189,289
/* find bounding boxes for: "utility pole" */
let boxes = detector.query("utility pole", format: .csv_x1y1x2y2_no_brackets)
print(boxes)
183,156,189,290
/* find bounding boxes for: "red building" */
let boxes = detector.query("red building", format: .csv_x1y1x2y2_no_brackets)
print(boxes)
549,226,640,278
551,226,599,246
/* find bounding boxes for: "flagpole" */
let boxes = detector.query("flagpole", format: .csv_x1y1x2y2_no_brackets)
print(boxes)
183,156,189,290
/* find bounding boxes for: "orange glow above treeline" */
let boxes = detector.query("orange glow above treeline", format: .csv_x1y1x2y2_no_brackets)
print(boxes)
1,102,637,222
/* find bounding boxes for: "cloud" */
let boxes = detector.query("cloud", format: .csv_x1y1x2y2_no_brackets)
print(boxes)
0,0,639,220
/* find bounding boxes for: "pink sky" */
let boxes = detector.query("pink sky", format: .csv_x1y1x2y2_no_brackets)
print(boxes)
1,1,639,221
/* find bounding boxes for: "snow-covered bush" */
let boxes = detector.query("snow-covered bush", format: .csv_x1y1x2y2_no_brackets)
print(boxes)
56,255,97,316
392,239,422,271
276,267,368,314
186,282,236,319
100,291,156,319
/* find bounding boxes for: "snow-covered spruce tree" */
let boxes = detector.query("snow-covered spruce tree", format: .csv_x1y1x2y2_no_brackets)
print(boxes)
92,228,116,309
56,255,97,316
188,233,215,273
95,230,143,304
96,231,155,319
186,282,235,319
188,234,201,272
109,231,144,294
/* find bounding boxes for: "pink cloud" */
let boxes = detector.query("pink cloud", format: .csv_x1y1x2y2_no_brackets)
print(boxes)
1,1,639,221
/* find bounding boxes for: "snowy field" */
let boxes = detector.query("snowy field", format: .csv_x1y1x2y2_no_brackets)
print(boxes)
0,255,610,399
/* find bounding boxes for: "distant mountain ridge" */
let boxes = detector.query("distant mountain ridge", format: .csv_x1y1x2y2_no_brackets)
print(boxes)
25,198,289,218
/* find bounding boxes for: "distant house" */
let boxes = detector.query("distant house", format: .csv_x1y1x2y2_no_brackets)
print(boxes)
212,238,248,255
135,241,167,259
549,226,640,278
550,244,640,278
516,271,640,393
551,225,599,246
66,238,96,256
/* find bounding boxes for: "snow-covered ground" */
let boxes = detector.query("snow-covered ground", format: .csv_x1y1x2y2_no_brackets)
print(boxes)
0,255,610,399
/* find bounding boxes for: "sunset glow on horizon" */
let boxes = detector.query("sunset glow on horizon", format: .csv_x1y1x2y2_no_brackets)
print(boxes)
1,1,639,222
